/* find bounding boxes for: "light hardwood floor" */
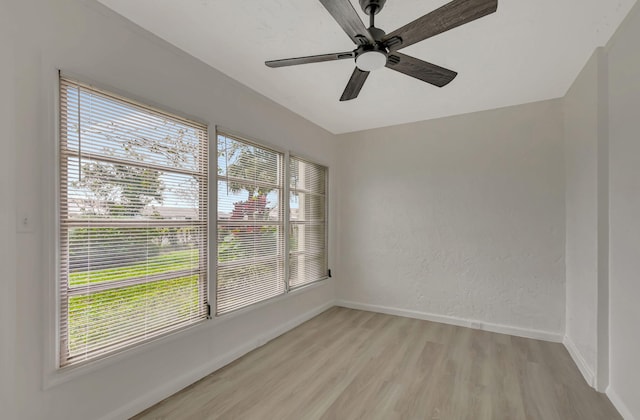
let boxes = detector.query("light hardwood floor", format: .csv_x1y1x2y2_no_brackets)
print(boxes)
133,307,621,420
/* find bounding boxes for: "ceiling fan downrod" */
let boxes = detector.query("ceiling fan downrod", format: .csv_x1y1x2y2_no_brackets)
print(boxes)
360,0,386,30
360,0,386,27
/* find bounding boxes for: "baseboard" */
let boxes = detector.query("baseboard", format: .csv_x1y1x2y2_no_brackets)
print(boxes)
98,300,335,420
563,335,595,387
607,386,637,420
336,300,563,343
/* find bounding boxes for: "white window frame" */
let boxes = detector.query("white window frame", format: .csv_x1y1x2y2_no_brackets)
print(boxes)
288,155,329,290
215,131,287,315
55,74,211,370
214,129,329,316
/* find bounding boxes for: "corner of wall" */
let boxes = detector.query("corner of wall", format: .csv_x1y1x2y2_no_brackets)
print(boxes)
607,386,638,420
562,44,612,393
595,45,611,394
563,335,595,387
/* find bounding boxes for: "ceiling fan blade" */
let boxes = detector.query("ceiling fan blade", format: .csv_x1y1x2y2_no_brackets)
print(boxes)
382,0,498,51
319,0,375,45
266,51,355,68
340,68,370,101
386,52,457,87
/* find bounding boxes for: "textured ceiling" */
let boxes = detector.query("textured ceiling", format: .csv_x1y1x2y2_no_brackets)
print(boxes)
98,0,636,134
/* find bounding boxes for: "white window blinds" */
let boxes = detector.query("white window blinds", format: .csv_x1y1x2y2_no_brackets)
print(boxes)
59,77,209,366
289,157,328,289
216,134,286,315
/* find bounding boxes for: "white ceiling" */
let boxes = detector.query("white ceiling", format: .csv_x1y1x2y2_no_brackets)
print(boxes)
98,0,636,134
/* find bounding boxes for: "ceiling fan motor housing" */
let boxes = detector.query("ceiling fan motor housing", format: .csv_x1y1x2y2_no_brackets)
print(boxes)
359,0,387,15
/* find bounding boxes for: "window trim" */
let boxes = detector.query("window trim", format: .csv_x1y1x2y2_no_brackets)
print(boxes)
56,74,211,368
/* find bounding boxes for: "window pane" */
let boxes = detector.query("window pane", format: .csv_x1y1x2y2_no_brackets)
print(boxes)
289,254,326,289
68,276,201,361
217,180,280,223
217,136,280,185
289,224,325,254
290,158,325,193
290,192,325,222
217,259,286,314
66,157,202,220
62,84,203,172
218,224,281,262
216,134,285,314
68,226,203,287
288,157,327,289
59,78,208,366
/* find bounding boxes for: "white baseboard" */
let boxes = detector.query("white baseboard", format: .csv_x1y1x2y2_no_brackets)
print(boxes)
563,335,595,387
336,300,563,343
607,387,638,420
99,300,335,420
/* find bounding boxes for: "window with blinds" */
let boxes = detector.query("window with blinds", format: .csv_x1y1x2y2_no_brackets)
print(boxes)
215,133,328,314
289,157,328,289
59,77,209,367
216,134,285,315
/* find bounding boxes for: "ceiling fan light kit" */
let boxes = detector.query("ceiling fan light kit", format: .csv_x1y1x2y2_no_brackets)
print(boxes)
265,0,498,101
355,50,387,71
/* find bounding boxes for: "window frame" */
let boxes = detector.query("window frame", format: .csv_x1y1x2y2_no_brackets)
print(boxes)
56,75,211,369
214,129,329,317
288,155,329,290
214,131,288,315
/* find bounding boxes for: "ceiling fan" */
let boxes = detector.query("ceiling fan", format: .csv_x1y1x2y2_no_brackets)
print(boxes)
265,0,498,101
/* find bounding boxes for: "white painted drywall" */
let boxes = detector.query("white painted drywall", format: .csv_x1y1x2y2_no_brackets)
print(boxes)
0,2,17,418
336,100,566,336
607,2,640,418
4,0,338,419
562,50,600,385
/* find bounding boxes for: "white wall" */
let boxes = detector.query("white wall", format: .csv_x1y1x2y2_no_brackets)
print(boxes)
562,2,640,413
562,49,602,387
0,1,17,418
4,0,338,419
336,100,566,338
607,2,640,418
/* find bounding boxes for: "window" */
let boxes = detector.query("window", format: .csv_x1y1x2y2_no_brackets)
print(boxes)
289,157,328,289
216,134,328,315
58,77,209,366
216,134,285,314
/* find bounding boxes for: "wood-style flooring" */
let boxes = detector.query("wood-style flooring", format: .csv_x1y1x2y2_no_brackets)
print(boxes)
133,307,621,420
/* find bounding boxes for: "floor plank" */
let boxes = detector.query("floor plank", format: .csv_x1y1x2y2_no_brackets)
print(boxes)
133,307,621,420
